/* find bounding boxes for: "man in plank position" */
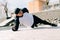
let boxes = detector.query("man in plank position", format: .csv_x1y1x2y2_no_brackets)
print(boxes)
12,8,57,31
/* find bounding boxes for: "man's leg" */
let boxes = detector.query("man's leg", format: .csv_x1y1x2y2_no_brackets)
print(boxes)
31,15,39,28
40,20,57,26
33,15,57,27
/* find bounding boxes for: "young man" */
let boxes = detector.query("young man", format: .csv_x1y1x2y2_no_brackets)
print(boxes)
12,8,57,31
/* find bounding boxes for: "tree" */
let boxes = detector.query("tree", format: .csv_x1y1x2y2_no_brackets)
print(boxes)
0,0,10,19
46,0,49,5
4,2,9,19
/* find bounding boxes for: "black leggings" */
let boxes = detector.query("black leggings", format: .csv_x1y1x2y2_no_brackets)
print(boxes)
31,15,57,28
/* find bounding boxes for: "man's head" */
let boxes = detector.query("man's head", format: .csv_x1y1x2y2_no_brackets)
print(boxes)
15,8,23,17
22,8,29,13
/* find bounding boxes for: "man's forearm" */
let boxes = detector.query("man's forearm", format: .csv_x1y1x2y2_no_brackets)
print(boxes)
15,16,19,30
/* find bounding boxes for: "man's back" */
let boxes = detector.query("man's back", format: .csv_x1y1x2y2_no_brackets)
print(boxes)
19,13,34,27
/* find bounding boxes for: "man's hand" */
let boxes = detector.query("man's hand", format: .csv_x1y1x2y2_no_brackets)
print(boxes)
12,27,18,31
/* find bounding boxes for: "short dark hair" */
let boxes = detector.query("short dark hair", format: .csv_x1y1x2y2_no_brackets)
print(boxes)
15,8,21,14
22,8,29,13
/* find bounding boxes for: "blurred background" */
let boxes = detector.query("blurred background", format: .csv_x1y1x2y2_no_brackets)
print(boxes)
0,0,60,40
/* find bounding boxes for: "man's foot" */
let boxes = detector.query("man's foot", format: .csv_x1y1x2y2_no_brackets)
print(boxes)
35,24,38,27
12,27,18,31
51,24,57,27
